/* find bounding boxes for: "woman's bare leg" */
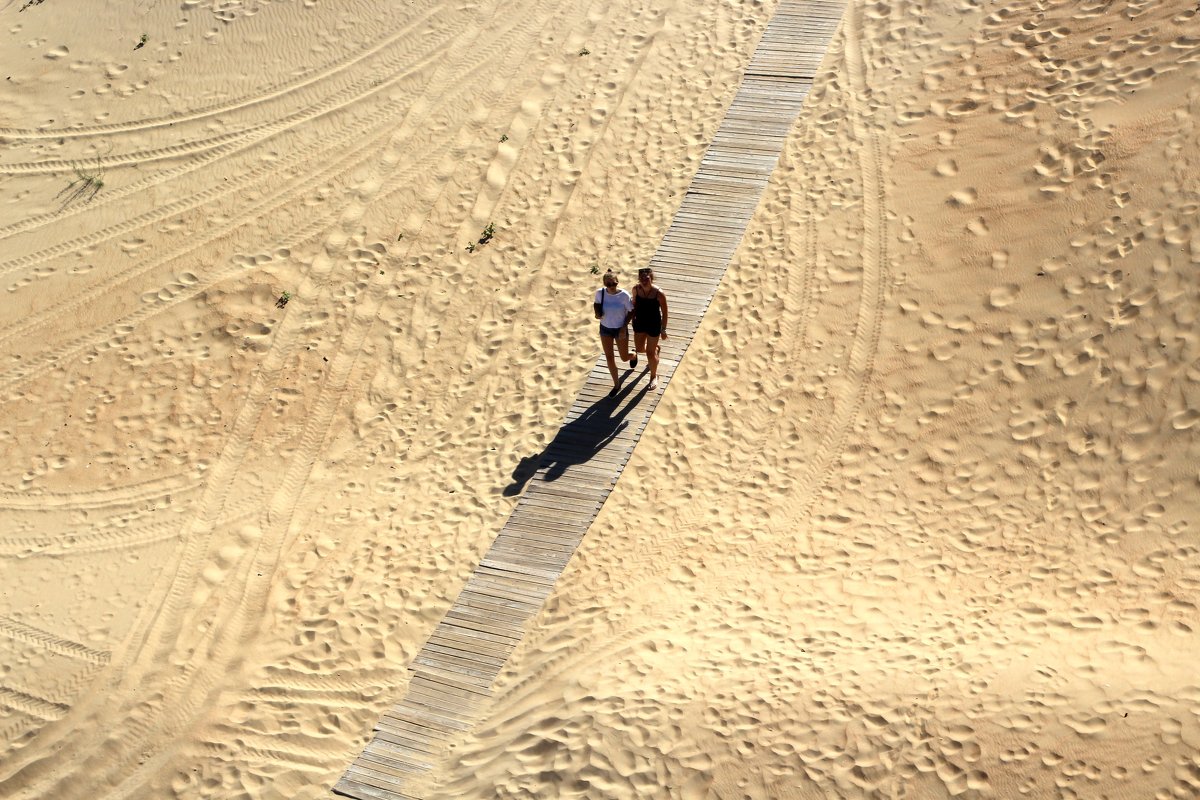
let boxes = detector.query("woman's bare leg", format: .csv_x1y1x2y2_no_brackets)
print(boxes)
646,334,661,387
601,334,620,387
617,329,631,363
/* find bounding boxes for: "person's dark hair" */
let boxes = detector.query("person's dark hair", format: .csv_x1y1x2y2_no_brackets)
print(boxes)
603,270,618,287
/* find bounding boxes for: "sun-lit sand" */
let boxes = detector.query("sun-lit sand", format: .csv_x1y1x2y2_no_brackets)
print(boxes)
2,0,1199,797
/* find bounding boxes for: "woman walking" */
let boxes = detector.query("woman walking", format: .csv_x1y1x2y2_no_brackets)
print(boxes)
593,270,636,396
631,267,668,390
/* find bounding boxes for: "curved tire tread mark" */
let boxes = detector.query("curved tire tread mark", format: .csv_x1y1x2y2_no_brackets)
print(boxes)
0,26,456,178
792,4,886,518
0,509,256,558
0,473,196,510
0,687,70,722
0,87,426,279
0,618,111,665
0,1,444,140
0,21,453,242
733,11,884,530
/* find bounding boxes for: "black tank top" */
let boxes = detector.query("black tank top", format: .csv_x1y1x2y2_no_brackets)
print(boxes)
633,287,661,328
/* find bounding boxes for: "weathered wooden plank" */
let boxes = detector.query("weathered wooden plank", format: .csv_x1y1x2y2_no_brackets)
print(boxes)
437,617,527,646
443,603,539,635
400,679,488,713
462,566,556,596
485,545,571,572
372,712,444,742
495,527,584,549
346,761,411,790
334,775,417,800
381,705,467,735
495,535,585,558
371,719,448,752
410,663,494,696
363,737,438,767
513,489,600,506
358,744,433,776
491,531,580,554
522,478,612,497
425,631,512,662
479,558,563,583
489,539,578,561
499,516,592,538
412,652,504,684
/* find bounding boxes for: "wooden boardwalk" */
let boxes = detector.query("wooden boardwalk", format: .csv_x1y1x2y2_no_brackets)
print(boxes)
334,1,845,797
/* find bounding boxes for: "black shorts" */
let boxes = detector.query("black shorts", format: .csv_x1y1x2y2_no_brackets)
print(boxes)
599,323,627,338
632,322,661,337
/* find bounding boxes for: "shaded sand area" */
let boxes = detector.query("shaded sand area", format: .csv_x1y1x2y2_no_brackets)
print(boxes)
0,2,1198,800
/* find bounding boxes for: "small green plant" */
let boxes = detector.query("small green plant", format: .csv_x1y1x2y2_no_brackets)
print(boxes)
467,222,497,254
589,265,600,275
57,163,105,206
275,291,292,308
499,134,508,143
19,0,46,11
396,232,404,241
579,47,590,56
135,34,148,50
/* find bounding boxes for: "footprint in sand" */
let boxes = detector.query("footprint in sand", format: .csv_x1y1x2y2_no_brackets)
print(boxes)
934,158,959,177
948,187,977,207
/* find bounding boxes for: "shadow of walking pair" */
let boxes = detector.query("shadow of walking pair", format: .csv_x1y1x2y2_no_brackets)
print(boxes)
502,368,650,497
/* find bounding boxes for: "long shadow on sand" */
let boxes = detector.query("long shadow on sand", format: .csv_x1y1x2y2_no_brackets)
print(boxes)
503,369,649,497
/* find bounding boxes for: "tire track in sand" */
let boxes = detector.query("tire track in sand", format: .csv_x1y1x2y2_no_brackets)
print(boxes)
0,687,70,722
0,507,257,558
0,618,111,665
786,3,887,518
730,7,886,530
0,472,195,510
0,29,453,273
0,1,443,141
0,15,457,179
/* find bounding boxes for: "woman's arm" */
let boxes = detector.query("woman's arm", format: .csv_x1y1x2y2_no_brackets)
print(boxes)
657,289,669,338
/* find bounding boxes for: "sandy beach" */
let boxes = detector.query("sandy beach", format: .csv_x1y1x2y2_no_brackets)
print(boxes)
2,0,1199,797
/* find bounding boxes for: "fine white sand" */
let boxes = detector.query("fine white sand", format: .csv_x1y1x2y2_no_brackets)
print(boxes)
2,0,1199,798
